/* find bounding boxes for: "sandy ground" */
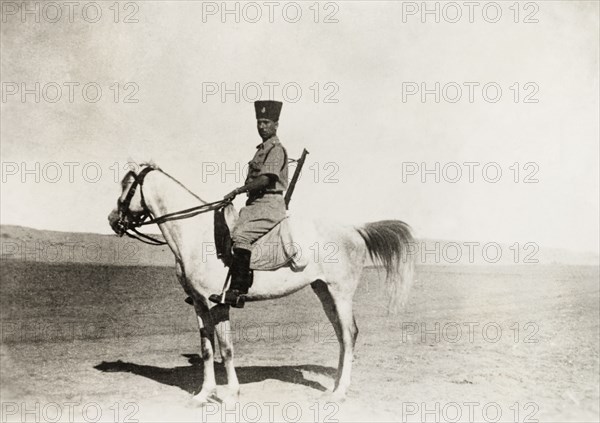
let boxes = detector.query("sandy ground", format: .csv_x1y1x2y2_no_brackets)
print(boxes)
1,262,598,422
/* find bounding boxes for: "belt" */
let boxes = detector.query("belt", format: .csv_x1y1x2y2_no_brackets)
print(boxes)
248,190,283,197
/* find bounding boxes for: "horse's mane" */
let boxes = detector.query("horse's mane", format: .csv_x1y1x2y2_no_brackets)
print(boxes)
120,161,161,187
136,161,204,203
139,161,161,170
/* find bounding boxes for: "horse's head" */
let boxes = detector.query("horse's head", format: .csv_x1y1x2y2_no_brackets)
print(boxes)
108,166,155,236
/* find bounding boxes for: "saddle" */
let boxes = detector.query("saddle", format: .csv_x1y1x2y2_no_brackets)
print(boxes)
214,204,308,272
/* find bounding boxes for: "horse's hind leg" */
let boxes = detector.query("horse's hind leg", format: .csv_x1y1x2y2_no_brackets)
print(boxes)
212,305,240,403
311,280,342,345
330,292,358,399
311,280,358,398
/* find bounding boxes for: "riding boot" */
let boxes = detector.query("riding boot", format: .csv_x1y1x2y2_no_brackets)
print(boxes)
209,248,253,308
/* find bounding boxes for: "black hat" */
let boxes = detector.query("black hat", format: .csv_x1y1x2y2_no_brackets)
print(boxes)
254,101,283,122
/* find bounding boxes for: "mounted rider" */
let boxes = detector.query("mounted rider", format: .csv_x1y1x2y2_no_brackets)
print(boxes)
209,100,288,308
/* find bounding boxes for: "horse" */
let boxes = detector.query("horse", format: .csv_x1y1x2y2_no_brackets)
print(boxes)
107,162,415,405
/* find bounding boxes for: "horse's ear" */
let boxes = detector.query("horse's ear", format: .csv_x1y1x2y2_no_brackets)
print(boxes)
124,156,140,173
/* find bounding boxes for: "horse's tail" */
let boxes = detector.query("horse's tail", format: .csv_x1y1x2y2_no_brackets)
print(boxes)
356,220,415,314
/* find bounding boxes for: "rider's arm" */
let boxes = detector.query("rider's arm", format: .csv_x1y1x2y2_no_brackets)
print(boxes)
236,175,272,194
224,144,283,199
224,175,273,199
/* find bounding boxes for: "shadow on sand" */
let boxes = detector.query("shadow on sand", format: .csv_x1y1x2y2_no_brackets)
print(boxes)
94,354,335,394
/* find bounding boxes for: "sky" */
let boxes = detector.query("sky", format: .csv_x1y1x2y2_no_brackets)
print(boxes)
1,1,599,254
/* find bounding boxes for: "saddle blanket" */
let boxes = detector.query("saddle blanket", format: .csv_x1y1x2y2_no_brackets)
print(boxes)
215,204,308,272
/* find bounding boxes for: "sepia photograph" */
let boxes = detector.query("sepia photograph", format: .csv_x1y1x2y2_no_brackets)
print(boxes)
1,1,599,422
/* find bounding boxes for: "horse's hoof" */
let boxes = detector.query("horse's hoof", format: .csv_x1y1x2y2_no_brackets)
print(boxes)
322,390,346,404
221,390,240,407
191,390,219,406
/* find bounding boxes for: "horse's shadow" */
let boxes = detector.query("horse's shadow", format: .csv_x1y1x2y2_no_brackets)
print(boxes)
94,354,335,394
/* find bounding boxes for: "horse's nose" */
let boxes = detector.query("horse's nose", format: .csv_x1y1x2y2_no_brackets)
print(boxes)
108,209,120,233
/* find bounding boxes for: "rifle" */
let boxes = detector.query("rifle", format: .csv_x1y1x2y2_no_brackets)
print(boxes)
284,148,309,209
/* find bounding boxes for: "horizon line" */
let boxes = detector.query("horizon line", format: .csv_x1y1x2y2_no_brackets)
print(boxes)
1,222,599,258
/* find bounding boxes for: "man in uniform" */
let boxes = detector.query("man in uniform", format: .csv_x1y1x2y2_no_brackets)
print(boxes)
209,100,288,308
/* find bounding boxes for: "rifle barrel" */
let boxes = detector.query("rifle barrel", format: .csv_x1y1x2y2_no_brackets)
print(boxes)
284,148,309,209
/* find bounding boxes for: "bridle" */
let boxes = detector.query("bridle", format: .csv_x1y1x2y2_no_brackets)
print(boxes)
115,167,232,245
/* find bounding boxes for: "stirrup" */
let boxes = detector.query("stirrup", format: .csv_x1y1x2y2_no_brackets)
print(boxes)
208,291,246,308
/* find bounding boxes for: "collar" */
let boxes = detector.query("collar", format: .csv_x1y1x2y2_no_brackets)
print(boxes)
256,135,279,149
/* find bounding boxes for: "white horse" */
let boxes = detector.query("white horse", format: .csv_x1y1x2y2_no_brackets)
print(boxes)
107,163,414,404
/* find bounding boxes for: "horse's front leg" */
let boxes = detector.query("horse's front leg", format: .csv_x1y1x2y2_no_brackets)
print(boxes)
212,305,240,404
191,301,218,405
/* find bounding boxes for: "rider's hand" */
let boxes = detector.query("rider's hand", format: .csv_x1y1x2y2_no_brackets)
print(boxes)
224,189,239,200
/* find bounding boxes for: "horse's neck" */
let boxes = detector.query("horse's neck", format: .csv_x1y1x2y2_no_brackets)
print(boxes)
142,171,211,256
144,171,203,215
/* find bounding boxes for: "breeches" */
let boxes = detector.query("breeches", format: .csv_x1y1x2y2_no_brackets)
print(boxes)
231,194,286,250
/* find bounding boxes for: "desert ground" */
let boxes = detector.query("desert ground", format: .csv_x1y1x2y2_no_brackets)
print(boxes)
1,253,598,423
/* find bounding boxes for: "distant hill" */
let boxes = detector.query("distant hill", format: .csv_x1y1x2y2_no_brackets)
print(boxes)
0,225,174,267
1,225,598,267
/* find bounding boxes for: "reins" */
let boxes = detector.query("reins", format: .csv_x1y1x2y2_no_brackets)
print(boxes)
141,199,231,226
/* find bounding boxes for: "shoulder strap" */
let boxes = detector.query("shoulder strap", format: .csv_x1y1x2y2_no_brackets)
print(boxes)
280,146,288,171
